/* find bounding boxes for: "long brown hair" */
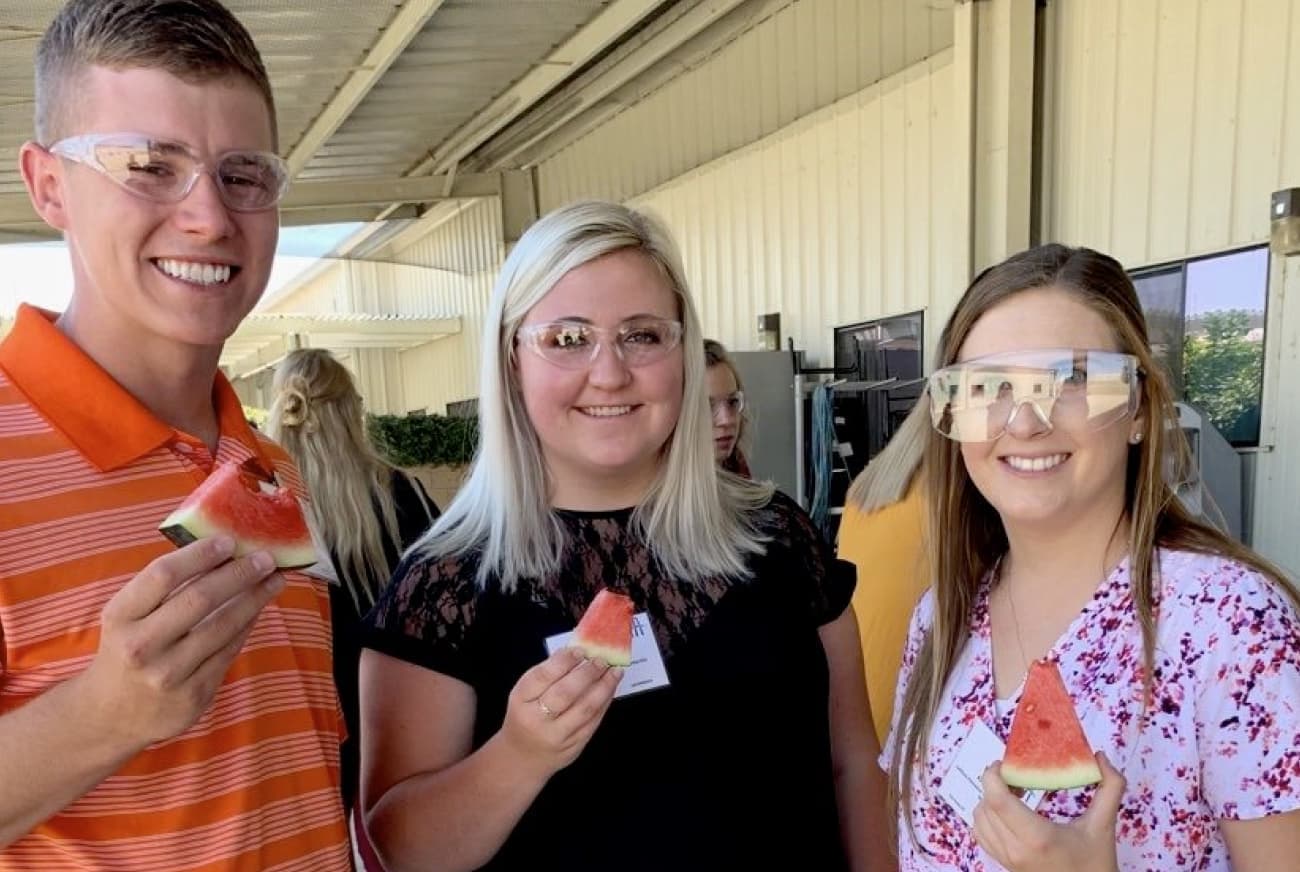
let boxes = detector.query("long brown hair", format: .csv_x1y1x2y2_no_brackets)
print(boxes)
889,243,1300,840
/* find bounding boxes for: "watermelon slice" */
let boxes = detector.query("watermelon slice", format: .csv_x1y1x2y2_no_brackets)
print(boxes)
573,589,634,667
1001,659,1103,790
159,461,316,569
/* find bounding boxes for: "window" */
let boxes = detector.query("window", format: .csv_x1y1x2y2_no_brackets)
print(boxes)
1131,246,1268,447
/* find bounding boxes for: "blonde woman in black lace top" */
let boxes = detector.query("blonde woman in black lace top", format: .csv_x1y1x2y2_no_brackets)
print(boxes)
359,201,892,872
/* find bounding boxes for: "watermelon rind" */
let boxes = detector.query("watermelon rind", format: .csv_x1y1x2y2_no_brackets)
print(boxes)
1001,757,1102,791
577,641,631,670
573,640,632,668
157,469,317,570
159,520,201,550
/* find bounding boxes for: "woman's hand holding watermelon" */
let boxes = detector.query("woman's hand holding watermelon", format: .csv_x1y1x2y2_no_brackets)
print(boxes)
498,648,622,776
972,752,1126,872
78,536,285,748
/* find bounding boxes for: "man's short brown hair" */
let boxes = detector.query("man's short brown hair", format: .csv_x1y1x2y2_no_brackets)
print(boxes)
35,0,276,145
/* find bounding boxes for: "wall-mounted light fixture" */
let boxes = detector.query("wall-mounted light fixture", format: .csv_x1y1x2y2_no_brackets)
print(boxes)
757,312,781,351
1271,188,1300,256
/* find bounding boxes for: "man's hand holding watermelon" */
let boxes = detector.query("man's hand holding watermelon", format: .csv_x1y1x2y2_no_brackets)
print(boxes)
971,752,1126,872
79,536,284,746
3,535,284,848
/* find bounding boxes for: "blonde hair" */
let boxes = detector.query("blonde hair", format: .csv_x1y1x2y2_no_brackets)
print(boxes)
412,200,774,589
703,338,752,466
843,394,929,515
889,243,1300,843
268,349,401,609
35,0,276,145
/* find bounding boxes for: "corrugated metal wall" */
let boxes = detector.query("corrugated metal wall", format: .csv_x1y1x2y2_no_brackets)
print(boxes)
1042,0,1300,569
389,198,504,414
268,265,346,314
632,52,957,366
248,205,502,414
1042,0,1300,266
538,0,953,211
377,0,961,412
377,51,960,413
352,347,408,416
1253,256,1300,573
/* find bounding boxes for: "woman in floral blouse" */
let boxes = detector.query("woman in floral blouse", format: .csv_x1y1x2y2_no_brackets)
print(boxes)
883,243,1300,870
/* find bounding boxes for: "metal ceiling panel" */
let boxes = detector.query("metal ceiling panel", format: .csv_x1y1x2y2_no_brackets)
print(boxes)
0,0,398,199
299,0,611,180
0,0,618,229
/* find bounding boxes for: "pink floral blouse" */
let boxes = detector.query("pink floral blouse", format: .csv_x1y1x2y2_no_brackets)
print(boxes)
883,549,1300,870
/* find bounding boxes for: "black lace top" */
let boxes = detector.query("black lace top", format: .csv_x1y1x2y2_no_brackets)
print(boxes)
362,490,855,871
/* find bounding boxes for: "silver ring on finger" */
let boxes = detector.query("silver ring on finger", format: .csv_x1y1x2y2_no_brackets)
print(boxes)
537,699,555,719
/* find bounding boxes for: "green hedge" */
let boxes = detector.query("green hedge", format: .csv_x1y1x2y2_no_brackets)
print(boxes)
243,405,268,429
367,413,479,467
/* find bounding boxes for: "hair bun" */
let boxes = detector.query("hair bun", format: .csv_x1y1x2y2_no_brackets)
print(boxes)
276,376,317,431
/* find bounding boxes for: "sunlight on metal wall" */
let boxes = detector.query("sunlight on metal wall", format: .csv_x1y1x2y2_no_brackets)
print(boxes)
391,199,504,414
538,0,953,212
634,54,958,368
1043,0,1300,266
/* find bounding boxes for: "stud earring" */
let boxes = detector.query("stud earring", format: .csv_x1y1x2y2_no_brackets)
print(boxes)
1130,432,1143,444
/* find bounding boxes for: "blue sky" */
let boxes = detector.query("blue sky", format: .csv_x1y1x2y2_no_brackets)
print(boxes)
1185,246,1268,317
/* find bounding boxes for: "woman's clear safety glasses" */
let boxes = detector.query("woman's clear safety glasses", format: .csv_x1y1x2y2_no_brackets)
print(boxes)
515,318,683,369
928,348,1141,443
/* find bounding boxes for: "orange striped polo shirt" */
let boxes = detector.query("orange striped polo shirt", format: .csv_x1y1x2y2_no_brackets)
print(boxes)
0,305,350,871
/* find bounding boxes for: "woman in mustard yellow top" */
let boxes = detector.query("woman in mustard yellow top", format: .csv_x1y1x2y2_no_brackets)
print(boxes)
837,397,930,746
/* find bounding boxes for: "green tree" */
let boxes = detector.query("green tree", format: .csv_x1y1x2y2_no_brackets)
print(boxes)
1182,309,1262,442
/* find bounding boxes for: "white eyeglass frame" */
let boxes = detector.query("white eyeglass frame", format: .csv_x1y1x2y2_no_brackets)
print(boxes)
47,132,290,212
709,390,746,418
515,318,684,370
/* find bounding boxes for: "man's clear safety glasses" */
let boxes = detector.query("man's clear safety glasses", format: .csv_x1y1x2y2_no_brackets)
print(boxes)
48,132,290,212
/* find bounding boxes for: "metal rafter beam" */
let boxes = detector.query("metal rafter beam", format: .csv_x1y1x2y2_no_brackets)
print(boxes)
496,0,814,171
285,0,450,176
404,0,666,180
221,335,295,379
279,173,499,210
474,0,753,171
0,228,50,244
221,317,462,378
0,174,497,235
231,314,461,339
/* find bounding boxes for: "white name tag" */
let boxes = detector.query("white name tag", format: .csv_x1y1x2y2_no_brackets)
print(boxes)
544,612,670,698
938,719,1045,827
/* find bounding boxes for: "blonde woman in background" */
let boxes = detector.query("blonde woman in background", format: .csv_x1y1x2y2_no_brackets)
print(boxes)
358,201,892,872
268,348,439,842
703,339,752,477
836,397,930,747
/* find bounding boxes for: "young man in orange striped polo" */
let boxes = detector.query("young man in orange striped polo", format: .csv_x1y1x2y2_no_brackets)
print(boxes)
0,1,350,868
